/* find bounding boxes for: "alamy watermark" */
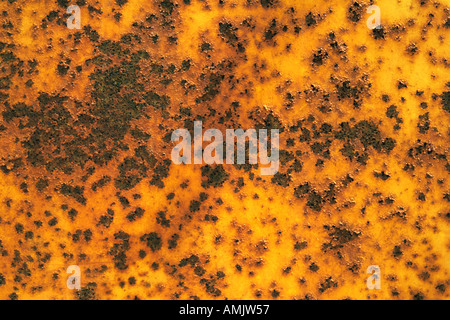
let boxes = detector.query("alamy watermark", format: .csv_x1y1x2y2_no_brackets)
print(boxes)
67,5,81,30
366,5,381,30
66,265,81,290
171,121,279,175
366,265,381,289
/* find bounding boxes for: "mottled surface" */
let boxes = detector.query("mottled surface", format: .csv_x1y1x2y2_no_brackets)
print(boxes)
0,0,448,300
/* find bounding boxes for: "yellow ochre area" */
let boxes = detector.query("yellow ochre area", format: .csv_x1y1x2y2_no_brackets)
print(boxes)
0,0,448,300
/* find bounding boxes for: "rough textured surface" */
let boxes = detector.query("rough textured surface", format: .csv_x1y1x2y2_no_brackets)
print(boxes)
0,0,448,300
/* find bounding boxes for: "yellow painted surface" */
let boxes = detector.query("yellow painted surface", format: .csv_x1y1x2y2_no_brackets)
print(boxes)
0,0,448,300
